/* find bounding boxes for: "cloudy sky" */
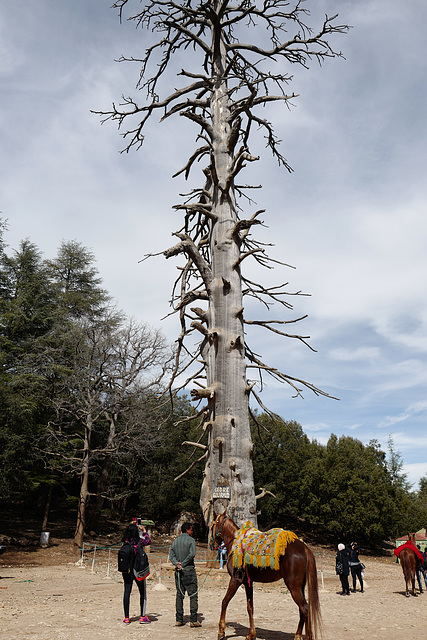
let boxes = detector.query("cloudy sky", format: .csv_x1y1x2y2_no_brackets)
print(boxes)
1,1,426,489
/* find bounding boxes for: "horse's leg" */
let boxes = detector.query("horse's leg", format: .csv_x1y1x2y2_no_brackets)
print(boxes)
406,575,411,597
412,573,417,596
244,578,256,640
285,580,308,640
401,557,411,597
218,576,240,640
411,567,418,596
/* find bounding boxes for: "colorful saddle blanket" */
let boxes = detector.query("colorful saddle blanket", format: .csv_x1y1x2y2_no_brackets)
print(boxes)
231,521,298,570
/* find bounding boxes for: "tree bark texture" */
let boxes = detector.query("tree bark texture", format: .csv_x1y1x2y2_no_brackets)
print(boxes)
199,27,256,526
73,415,92,548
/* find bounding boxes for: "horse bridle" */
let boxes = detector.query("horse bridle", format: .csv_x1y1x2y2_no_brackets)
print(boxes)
210,514,234,549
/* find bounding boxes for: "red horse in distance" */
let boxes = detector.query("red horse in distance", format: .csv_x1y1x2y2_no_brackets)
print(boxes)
394,534,424,597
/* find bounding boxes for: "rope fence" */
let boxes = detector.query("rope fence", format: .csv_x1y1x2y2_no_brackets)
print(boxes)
76,543,340,590
77,543,214,586
315,553,339,588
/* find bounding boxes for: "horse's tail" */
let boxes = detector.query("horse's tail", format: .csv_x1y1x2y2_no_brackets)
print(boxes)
305,545,323,640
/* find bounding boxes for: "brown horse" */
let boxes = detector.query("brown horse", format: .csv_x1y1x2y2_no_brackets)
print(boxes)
210,514,322,640
398,534,423,597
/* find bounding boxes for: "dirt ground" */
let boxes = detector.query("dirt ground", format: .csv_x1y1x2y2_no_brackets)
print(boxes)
1,536,425,640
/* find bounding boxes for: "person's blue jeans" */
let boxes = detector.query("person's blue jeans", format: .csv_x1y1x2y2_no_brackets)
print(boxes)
418,567,427,588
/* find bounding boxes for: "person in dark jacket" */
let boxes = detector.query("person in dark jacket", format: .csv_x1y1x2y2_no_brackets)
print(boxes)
348,542,364,592
417,545,427,589
336,543,351,595
170,522,201,627
121,523,151,625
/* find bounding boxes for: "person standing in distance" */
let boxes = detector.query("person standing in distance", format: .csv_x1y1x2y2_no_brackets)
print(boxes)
169,522,201,627
348,541,364,593
120,522,151,625
336,542,351,595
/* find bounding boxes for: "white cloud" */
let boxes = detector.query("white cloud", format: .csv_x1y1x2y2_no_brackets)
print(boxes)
330,347,381,362
403,463,427,490
379,402,427,429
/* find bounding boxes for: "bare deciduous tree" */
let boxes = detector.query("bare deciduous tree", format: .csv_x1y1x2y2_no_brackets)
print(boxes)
99,0,348,526
46,315,170,547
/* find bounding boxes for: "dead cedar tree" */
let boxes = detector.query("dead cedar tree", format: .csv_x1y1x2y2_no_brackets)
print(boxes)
98,0,348,526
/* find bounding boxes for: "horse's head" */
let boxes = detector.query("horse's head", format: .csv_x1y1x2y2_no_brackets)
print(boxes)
209,513,226,550
209,512,238,549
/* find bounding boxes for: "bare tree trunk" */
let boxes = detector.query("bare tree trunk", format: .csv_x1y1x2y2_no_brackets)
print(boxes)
200,24,256,528
87,460,111,529
87,415,116,528
74,416,92,548
41,485,53,532
120,470,133,519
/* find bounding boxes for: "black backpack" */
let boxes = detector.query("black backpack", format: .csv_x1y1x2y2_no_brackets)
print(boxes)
118,542,133,573
133,542,150,580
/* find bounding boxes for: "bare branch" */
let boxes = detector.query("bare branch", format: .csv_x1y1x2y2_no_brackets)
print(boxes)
233,247,265,269
244,317,316,351
174,450,208,481
181,441,208,451
247,349,339,399
172,145,210,179
255,487,277,501
163,233,212,290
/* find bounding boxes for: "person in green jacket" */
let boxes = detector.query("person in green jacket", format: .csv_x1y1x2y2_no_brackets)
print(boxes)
170,522,201,627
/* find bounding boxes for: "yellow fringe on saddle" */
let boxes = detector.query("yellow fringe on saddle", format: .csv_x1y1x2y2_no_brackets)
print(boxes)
231,521,298,570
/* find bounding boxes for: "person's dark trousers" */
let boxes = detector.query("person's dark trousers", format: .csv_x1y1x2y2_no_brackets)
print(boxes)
175,569,198,623
122,573,147,618
339,573,350,594
350,565,364,592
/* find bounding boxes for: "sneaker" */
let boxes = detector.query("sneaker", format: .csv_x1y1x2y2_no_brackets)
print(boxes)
175,621,184,626
140,616,150,624
123,618,130,625
190,621,202,627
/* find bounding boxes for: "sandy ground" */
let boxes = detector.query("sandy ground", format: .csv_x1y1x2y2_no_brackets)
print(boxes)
0,538,425,640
